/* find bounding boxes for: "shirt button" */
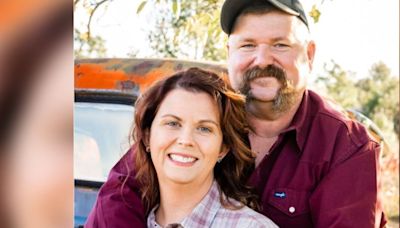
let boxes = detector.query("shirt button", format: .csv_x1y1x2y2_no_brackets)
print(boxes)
289,206,296,213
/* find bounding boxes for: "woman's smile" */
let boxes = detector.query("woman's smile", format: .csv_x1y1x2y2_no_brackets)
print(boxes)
168,153,198,166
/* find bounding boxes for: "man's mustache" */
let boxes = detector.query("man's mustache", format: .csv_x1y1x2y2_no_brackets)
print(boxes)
239,65,288,94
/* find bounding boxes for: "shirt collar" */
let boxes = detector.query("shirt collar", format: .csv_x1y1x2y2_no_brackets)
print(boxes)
147,181,221,227
147,206,159,227
281,90,311,152
181,181,221,227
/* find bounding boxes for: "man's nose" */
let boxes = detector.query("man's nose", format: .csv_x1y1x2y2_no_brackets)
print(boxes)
253,45,274,69
176,128,194,147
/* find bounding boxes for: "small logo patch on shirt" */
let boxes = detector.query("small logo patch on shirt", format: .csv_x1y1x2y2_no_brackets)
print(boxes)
274,191,286,198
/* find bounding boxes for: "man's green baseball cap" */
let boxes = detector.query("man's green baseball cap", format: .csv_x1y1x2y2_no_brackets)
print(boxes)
220,0,309,34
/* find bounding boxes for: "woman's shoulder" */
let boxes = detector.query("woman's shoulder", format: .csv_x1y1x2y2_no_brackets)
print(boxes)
214,204,278,228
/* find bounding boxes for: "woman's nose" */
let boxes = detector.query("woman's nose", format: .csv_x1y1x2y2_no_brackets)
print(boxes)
176,128,194,147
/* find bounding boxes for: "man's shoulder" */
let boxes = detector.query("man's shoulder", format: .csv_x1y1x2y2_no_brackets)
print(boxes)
85,146,146,228
307,90,376,147
108,146,136,176
300,90,381,166
101,145,140,196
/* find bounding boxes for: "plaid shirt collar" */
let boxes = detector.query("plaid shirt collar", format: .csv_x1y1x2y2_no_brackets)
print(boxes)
147,181,221,227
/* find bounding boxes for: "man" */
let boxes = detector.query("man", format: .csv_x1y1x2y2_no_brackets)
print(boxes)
86,0,386,227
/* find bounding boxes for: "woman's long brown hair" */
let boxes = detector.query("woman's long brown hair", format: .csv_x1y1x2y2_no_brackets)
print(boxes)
133,67,258,214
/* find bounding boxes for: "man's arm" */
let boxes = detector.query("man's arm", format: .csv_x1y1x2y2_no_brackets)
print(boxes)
85,147,147,228
309,141,386,228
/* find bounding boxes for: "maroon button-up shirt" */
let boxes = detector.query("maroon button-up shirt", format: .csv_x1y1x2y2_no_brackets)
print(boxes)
85,90,386,228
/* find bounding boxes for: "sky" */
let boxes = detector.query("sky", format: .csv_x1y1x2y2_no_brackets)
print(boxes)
74,0,399,79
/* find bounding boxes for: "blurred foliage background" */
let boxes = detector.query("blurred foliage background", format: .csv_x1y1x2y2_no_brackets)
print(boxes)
74,0,399,226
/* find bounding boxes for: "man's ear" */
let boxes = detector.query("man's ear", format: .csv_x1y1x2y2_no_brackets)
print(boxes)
307,40,316,71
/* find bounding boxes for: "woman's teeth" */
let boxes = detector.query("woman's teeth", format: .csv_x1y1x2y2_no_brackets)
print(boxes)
169,154,196,163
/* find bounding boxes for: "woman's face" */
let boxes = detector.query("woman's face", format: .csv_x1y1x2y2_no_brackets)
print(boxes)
149,89,228,187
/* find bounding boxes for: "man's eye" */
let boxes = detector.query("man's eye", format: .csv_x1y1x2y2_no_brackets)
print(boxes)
276,43,287,47
240,44,255,49
272,43,290,50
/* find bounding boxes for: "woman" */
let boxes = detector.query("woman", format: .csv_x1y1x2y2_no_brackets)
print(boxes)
133,67,277,227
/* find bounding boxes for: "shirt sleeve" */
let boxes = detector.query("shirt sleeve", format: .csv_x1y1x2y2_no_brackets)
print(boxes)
309,139,386,228
85,147,147,228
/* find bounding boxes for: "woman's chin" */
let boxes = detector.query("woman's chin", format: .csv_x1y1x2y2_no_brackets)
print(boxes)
164,173,195,185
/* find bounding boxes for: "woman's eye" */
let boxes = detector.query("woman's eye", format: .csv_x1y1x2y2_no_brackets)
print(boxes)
166,121,180,127
198,126,212,133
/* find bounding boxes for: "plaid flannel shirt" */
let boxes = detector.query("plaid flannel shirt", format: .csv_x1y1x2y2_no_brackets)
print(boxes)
147,181,278,228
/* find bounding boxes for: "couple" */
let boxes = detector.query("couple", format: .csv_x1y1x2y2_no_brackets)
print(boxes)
86,0,386,227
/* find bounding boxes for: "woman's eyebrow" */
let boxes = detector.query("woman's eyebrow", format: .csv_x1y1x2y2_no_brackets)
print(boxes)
160,114,181,120
198,119,220,127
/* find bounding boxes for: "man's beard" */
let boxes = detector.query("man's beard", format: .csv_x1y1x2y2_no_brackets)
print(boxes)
238,65,301,115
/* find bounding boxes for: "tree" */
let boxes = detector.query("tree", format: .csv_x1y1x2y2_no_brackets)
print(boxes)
74,0,110,58
356,63,399,141
141,0,226,61
316,61,359,109
74,28,107,58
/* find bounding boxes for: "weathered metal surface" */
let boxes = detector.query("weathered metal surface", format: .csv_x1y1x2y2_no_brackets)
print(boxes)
74,58,228,95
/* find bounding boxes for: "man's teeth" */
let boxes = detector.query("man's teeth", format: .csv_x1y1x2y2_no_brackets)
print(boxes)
170,154,196,163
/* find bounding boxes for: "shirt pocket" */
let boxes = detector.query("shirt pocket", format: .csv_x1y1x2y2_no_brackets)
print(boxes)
267,188,311,217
